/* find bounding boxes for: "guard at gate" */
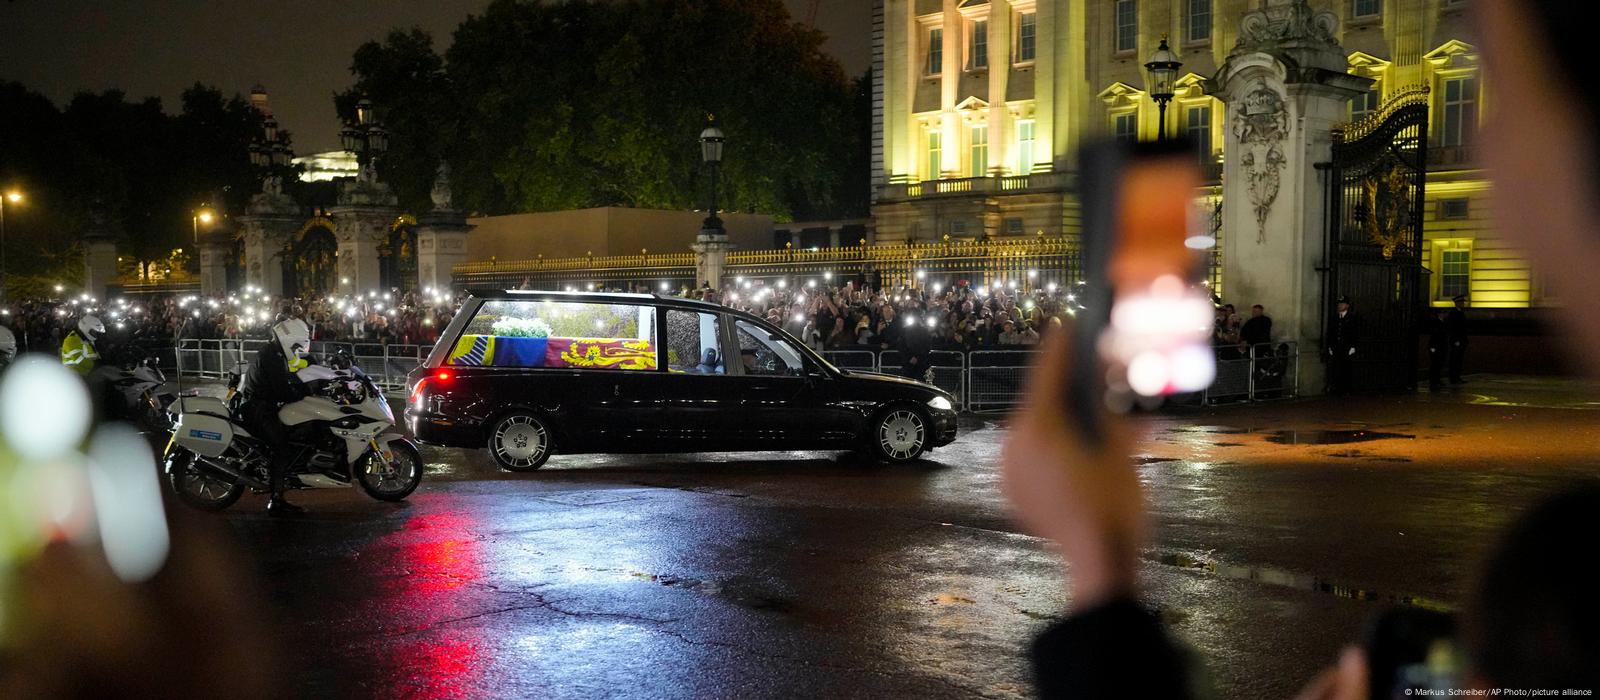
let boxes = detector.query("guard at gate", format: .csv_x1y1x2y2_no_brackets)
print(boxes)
1326,297,1359,396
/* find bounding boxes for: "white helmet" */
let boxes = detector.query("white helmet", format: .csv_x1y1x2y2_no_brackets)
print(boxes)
271,318,312,361
78,314,105,342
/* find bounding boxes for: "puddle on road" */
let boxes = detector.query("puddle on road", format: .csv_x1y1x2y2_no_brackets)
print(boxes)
1264,429,1415,445
1154,551,1451,611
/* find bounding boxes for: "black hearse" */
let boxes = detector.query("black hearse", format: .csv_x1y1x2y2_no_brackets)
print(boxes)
405,290,958,470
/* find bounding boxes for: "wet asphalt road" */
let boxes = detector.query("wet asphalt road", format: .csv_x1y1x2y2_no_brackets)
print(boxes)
215,376,1600,699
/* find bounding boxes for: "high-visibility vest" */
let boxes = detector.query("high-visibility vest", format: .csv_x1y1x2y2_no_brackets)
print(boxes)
61,330,99,375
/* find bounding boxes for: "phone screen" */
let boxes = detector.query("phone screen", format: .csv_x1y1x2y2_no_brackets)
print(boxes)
1073,141,1215,431
1366,608,1464,700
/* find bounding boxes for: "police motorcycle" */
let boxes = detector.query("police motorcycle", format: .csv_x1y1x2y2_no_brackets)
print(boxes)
96,352,177,434
163,348,423,511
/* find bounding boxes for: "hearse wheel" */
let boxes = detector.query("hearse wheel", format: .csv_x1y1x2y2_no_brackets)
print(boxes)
488,412,553,472
868,406,928,463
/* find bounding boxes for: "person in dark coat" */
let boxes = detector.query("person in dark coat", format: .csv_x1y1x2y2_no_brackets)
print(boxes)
1326,296,1359,395
897,304,933,381
1239,304,1272,357
1428,307,1451,390
1447,295,1470,384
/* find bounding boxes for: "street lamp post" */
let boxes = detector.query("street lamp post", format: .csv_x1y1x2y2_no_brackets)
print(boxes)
340,98,389,169
1143,37,1182,142
192,207,215,244
700,123,726,234
0,190,21,299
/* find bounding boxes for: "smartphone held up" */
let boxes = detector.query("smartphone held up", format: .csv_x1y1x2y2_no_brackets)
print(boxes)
1074,139,1216,418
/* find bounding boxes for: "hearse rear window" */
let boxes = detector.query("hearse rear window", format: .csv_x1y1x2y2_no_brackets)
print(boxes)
446,300,658,370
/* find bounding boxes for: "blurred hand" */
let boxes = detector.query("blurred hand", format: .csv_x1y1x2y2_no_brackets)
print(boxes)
1292,647,1367,700
1000,330,1144,608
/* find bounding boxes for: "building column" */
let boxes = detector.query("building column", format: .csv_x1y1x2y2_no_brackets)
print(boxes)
415,211,473,292
693,226,732,290
237,216,296,296
1213,0,1369,394
197,230,232,296
238,187,301,296
328,205,396,295
82,235,118,300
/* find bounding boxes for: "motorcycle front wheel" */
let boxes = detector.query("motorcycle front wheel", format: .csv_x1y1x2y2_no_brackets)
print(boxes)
166,445,245,511
355,439,423,502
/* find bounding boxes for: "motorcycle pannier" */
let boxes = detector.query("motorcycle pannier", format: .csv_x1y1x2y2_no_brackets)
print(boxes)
174,400,235,457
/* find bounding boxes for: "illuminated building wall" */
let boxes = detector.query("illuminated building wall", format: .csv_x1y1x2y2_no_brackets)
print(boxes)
872,0,1531,308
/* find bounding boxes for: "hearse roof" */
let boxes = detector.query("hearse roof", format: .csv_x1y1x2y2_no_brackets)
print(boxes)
464,288,727,312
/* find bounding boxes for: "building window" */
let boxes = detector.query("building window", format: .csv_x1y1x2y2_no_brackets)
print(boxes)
1350,85,1380,122
926,130,942,180
1006,218,1025,236
927,27,944,75
1441,198,1470,220
1017,119,1036,174
1186,0,1211,43
1113,112,1138,143
1186,104,1212,164
950,220,968,236
970,124,989,176
971,19,988,69
1442,76,1478,147
1017,12,1037,62
1115,0,1137,53
1440,249,1470,299
1353,0,1380,18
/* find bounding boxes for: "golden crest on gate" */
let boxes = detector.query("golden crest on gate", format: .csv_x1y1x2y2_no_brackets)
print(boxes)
1363,164,1412,260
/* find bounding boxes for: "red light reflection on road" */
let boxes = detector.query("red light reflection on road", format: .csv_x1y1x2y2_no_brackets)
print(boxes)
381,504,487,697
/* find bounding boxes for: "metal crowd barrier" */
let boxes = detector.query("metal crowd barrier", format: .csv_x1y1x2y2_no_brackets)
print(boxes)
967,350,1039,411
175,338,429,392
878,349,967,410
820,350,877,371
172,340,1299,411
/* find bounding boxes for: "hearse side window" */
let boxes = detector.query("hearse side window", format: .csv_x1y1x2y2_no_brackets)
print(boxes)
734,319,805,377
446,300,658,370
665,309,726,374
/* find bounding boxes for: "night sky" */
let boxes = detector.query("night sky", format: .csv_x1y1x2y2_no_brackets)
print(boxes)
0,0,871,153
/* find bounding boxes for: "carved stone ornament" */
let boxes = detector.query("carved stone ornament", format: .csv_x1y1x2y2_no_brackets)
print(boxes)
1363,163,1412,260
1230,0,1342,72
430,162,454,211
1232,82,1289,244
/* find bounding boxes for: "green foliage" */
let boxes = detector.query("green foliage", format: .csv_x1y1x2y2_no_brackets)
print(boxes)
0,80,267,277
343,0,868,221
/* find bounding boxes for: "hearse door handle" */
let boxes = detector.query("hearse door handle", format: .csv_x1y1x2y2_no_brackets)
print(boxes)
613,384,621,397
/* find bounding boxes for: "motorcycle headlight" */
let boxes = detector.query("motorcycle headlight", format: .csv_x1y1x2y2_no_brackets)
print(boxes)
926,396,953,412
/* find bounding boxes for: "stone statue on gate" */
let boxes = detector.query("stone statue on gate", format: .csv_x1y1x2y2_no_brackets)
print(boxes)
430,162,454,211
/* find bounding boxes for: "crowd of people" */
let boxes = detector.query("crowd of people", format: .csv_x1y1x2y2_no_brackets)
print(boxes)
0,286,468,355
680,277,1077,354
4,278,1276,366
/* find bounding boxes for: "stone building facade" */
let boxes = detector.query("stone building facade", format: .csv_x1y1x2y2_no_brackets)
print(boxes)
871,0,1523,308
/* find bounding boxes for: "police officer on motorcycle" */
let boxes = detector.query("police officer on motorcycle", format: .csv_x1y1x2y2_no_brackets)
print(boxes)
61,314,103,375
240,318,314,515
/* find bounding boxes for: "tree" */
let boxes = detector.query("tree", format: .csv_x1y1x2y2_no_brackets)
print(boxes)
0,81,266,283
338,28,451,214
344,0,868,222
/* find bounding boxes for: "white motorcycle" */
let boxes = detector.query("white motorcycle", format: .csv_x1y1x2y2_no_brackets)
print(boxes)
95,355,176,434
164,360,422,510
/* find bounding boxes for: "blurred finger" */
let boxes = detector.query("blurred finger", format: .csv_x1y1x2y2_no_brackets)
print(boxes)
1022,323,1073,421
